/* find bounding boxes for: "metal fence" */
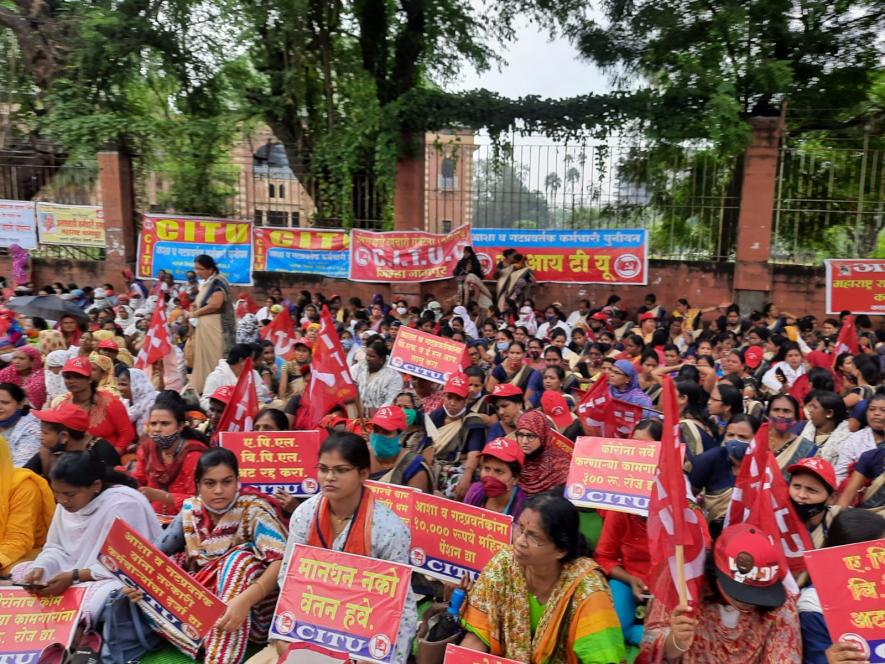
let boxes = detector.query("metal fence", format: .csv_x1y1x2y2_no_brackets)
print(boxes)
773,140,885,263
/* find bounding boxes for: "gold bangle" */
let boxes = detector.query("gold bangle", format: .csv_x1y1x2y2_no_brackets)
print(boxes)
669,632,689,653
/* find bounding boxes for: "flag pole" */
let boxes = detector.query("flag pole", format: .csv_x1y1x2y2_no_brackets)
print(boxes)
675,544,688,606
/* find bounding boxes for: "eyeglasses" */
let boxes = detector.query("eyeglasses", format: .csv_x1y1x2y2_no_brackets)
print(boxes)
315,464,357,477
513,522,551,547
515,431,539,441
708,396,723,402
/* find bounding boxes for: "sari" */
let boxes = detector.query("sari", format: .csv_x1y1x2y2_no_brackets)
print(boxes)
463,547,625,664
89,353,121,397
0,345,46,409
496,264,533,311
191,272,234,394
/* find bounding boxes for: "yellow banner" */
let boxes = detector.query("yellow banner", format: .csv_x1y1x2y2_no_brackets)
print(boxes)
36,203,106,247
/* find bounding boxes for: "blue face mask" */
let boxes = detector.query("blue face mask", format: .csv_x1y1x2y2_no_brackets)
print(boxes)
725,438,750,461
341,339,354,350
370,432,401,459
496,341,510,352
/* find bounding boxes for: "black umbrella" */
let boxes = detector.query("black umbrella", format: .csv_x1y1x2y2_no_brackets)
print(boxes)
6,295,90,322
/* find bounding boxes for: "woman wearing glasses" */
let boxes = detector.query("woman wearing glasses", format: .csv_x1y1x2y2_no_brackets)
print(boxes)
274,432,417,664
460,493,626,664
514,410,571,497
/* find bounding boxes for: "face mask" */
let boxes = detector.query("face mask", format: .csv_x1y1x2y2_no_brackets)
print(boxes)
341,339,354,351
725,439,750,461
790,498,828,522
396,307,407,316
496,342,510,352
444,405,467,419
481,475,510,498
0,408,23,428
204,492,240,516
370,432,401,459
528,350,541,359
403,408,418,427
546,315,556,323
150,431,182,450
770,416,796,433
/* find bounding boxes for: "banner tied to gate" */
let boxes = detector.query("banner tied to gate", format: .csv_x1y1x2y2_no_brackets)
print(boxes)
349,224,471,282
825,259,885,315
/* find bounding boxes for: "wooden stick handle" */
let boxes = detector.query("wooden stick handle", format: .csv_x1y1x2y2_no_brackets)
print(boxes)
675,544,688,606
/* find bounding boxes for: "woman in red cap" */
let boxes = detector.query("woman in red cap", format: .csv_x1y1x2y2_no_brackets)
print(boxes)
51,356,136,455
0,345,46,409
463,437,527,521
486,341,543,410
786,457,837,549
367,405,432,492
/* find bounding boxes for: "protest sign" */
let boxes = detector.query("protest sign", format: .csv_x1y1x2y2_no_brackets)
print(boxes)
253,227,349,277
409,492,512,583
0,200,37,249
0,588,85,661
804,539,885,662
565,436,661,516
444,644,523,664
36,203,105,247
99,517,226,650
272,544,412,664
365,480,416,528
349,224,471,282
470,228,648,285
549,429,576,457
138,213,253,285
825,259,885,315
219,430,322,496
387,327,467,384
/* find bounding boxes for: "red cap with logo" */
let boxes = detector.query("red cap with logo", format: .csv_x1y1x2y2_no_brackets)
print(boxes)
638,312,658,322
62,357,92,377
541,391,574,430
490,383,523,400
787,457,837,493
744,346,764,369
209,385,235,405
370,406,407,432
98,339,119,351
443,372,470,398
713,522,787,608
33,402,90,432
590,312,609,321
481,437,525,467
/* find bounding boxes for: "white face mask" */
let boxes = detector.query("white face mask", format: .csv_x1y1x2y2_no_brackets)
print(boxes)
396,307,407,315
444,405,467,419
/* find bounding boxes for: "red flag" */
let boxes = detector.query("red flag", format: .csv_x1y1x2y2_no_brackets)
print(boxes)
576,374,611,435
234,292,259,319
834,315,858,357
260,307,298,359
725,422,813,583
299,306,358,428
213,357,259,441
604,399,644,438
134,293,171,369
647,376,708,609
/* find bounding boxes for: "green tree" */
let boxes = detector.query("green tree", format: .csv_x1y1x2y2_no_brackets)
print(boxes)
474,159,549,228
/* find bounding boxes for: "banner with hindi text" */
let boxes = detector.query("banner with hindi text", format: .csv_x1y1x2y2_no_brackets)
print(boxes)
36,202,105,247
219,430,322,496
825,259,885,315
565,436,661,516
365,480,416,528
349,224,471,282
138,213,253,285
0,588,85,661
387,327,467,384
408,492,512,583
253,227,349,277
0,200,37,249
99,518,227,650
272,544,412,664
470,228,648,285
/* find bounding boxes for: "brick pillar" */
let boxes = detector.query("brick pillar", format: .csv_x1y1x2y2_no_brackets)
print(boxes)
733,117,783,314
392,135,426,305
98,150,137,292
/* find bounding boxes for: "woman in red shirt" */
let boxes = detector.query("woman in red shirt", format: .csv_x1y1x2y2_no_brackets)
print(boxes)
133,397,208,521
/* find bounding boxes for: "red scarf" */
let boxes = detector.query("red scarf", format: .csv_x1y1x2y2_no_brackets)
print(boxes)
306,488,375,556
142,437,207,488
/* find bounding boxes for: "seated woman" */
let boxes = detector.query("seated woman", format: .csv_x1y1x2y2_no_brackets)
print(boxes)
14,451,160,626
119,448,288,664
28,402,121,479
836,390,885,513
786,457,837,549
0,346,46,409
766,394,816,475
0,431,54,575
463,437,527,520
367,405,433,492
676,380,718,459
270,432,417,664
640,523,800,663
253,407,290,432
801,390,852,466
514,410,571,497
88,352,121,397
461,493,626,664
114,365,158,437
0,382,41,466
133,397,208,519
707,383,743,440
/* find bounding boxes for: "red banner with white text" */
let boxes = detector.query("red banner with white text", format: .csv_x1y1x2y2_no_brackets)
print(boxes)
0,588,85,660
825,259,885,314
349,225,471,282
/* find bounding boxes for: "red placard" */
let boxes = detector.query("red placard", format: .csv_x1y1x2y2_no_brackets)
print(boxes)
549,429,575,457
219,430,322,496
349,225,471,282
0,588,86,659
565,437,661,516
387,327,467,385
804,539,885,662
825,259,885,315
444,644,523,664
99,518,227,650
408,492,512,583
271,545,412,664
365,480,417,528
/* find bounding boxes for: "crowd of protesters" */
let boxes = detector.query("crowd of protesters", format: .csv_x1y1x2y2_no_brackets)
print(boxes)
0,248,882,664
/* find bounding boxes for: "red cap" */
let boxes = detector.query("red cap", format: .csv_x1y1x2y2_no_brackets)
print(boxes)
787,457,836,493
370,406,407,432
293,339,312,349
443,372,469,398
713,523,786,608
590,312,608,321
33,402,90,432
490,383,523,399
481,437,525,467
98,339,119,351
639,312,658,322
744,346,764,369
209,385,235,405
62,357,92,377
541,391,574,430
